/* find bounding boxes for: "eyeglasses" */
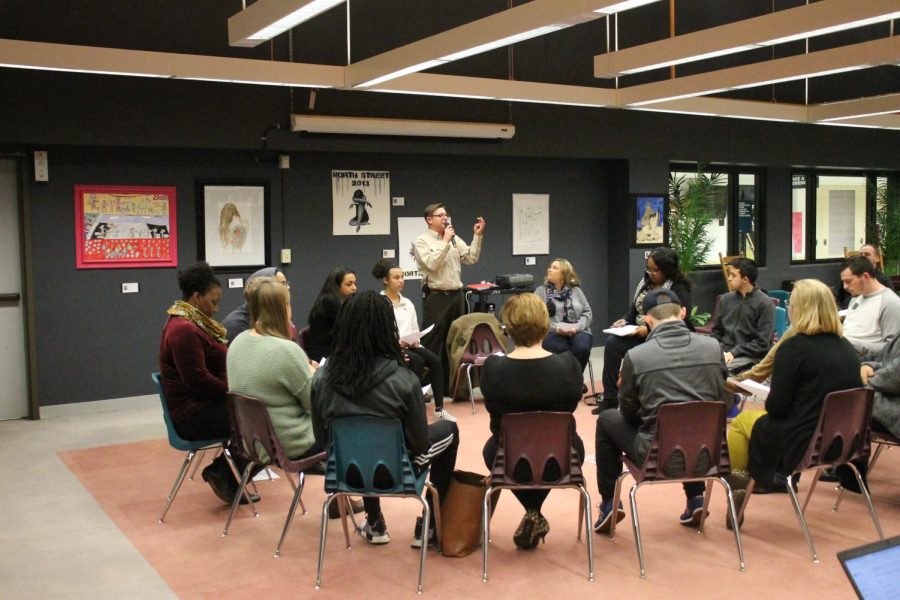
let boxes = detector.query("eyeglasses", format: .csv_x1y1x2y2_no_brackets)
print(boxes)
430,212,448,218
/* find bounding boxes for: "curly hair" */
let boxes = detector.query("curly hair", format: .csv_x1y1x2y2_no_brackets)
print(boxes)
325,291,404,397
371,258,399,280
646,246,691,291
177,261,221,300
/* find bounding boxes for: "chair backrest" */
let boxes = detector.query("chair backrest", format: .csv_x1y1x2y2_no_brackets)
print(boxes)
641,401,729,481
767,289,790,307
773,306,788,342
492,412,582,486
844,248,861,258
464,322,505,360
797,388,873,471
226,392,290,469
298,326,311,352
324,416,422,496
152,372,193,451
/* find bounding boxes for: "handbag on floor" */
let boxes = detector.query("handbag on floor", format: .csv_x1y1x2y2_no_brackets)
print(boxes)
440,470,499,558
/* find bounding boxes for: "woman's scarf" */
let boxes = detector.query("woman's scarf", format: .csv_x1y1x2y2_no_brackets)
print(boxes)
545,283,578,323
167,300,228,344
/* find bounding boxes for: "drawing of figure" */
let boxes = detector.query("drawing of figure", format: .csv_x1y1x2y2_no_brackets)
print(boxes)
636,197,664,244
219,202,248,253
348,189,372,232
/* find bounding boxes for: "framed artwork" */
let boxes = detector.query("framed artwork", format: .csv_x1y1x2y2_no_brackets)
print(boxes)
632,193,667,247
75,185,177,269
197,181,270,270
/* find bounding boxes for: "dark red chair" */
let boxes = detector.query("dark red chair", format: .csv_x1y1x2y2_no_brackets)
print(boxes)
223,392,327,558
452,322,506,414
608,401,745,578
483,412,594,582
298,326,311,353
739,388,884,563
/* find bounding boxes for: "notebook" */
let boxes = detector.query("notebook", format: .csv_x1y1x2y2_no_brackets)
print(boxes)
837,534,900,599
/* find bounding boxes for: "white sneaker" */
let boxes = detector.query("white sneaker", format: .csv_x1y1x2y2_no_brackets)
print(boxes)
434,408,457,422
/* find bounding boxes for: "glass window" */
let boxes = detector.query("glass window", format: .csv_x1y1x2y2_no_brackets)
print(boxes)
814,175,867,260
792,175,807,261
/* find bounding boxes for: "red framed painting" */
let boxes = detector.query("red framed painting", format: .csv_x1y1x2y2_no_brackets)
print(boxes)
75,185,178,269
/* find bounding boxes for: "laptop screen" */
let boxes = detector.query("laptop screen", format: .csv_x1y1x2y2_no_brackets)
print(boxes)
838,536,900,599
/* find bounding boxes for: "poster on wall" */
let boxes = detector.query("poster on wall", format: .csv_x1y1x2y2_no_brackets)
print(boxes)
512,193,550,255
74,185,177,269
332,170,390,235
632,193,667,247
197,181,269,270
397,216,424,280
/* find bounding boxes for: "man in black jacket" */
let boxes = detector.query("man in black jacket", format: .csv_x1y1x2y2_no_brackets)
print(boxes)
712,258,775,375
594,288,730,533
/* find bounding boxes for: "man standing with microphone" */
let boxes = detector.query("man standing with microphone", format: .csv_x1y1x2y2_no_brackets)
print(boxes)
414,203,486,393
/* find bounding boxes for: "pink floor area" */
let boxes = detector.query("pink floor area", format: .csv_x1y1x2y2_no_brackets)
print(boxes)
58,398,899,600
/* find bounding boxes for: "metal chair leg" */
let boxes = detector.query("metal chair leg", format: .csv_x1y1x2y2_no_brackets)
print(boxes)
222,463,256,537
802,467,823,515
716,477,747,572
785,476,819,563
699,481,713,535
577,493,584,541
482,485,494,582
846,461,884,540
578,485,595,582
275,471,307,558
188,448,207,481
425,481,442,548
465,364,476,414
158,450,195,523
629,484,647,578
416,497,430,594
222,449,259,517
315,496,334,589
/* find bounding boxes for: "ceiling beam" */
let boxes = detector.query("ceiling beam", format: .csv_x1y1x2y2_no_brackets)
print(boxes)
808,92,900,122
228,0,345,48
0,39,344,88
595,0,900,77
617,36,900,106
345,0,664,89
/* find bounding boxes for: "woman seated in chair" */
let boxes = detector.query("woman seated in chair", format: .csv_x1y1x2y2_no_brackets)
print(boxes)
159,261,255,505
533,258,593,376
479,292,584,549
226,276,322,465
311,291,460,547
373,258,455,422
726,279,862,516
306,266,357,362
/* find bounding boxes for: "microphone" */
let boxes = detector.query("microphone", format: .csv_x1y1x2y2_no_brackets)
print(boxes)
447,217,457,246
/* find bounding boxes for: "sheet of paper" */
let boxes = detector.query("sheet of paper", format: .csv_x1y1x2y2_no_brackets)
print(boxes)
602,324,640,337
400,323,435,345
733,379,770,400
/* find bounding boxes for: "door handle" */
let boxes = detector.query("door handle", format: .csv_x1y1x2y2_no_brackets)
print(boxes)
0,293,21,302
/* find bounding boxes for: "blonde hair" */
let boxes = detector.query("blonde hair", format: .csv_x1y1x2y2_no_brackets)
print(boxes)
502,293,550,347
789,279,842,337
247,277,292,339
218,203,241,247
544,258,581,287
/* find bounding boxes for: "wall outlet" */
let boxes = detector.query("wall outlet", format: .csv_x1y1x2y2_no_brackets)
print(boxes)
121,282,139,294
382,249,396,258
279,154,290,169
392,196,405,206
524,256,536,266
281,248,292,263
34,150,49,182
228,278,243,289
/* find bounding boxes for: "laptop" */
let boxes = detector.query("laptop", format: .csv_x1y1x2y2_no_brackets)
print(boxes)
837,534,900,599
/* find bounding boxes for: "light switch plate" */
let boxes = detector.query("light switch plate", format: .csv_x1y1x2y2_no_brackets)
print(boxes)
524,256,536,266
228,278,243,289
121,282,139,294
383,249,396,258
644,250,651,259
281,249,292,263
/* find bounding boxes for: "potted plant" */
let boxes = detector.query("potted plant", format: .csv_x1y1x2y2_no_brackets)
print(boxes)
871,175,900,278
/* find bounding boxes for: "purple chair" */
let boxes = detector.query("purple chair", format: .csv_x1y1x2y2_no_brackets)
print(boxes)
739,388,883,563
483,412,594,582
223,392,327,558
452,322,506,414
609,401,745,578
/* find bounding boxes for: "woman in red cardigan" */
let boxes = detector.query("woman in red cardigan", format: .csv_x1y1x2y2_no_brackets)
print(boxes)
159,261,256,505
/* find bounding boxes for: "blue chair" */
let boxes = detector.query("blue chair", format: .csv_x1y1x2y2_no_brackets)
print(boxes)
315,417,439,594
767,289,791,324
773,306,788,342
151,372,245,523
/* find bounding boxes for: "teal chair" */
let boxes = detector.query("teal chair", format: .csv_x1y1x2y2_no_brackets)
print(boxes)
151,373,246,523
315,417,439,594
767,290,791,324
773,306,788,342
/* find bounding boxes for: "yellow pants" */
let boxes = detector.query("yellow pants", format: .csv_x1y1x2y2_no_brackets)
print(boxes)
727,409,767,472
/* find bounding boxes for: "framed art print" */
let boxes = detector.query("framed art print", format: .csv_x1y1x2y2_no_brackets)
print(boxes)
197,181,270,270
632,193,667,247
75,185,177,269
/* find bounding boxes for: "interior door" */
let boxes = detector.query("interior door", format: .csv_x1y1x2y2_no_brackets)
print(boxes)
0,159,29,419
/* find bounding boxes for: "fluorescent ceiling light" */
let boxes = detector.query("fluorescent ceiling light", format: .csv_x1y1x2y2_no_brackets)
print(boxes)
593,0,661,15
229,0,344,48
357,60,449,88
291,115,515,139
440,26,563,62
0,63,170,78
595,0,900,77
368,89,495,100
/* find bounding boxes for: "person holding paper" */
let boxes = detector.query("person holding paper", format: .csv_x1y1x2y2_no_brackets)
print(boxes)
534,258,593,374
725,279,861,519
373,259,455,422
598,247,692,413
